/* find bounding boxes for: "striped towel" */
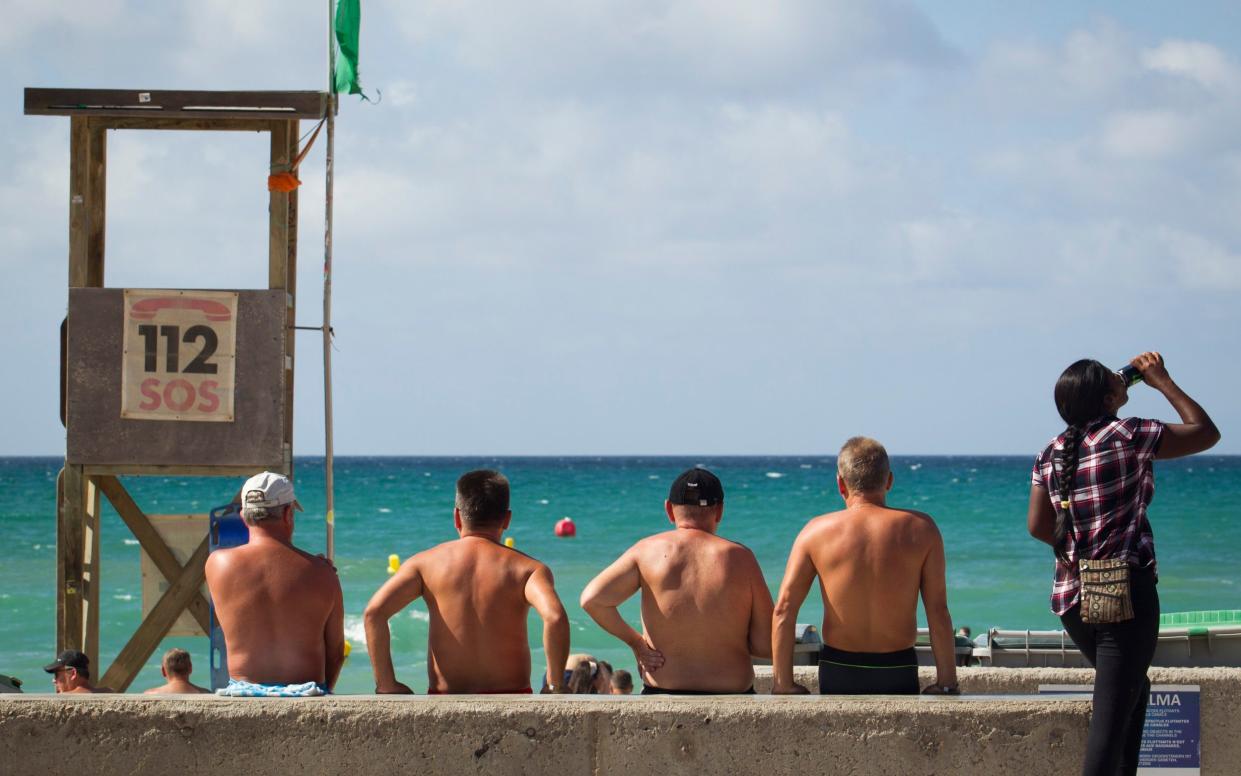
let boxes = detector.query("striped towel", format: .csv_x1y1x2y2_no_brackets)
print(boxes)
216,678,328,697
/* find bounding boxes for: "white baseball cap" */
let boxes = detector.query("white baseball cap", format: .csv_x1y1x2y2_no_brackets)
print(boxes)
241,471,304,512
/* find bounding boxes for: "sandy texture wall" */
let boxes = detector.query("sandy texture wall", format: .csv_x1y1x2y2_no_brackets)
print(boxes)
1,693,1092,776
2,668,1235,776
756,665,1241,774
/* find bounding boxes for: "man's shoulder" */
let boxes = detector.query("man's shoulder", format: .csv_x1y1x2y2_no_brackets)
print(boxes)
881,507,942,547
797,510,847,538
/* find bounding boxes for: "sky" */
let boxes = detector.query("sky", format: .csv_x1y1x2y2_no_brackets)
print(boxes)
1,1,1238,456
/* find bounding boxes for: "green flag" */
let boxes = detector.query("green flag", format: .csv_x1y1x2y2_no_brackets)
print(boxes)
334,0,362,95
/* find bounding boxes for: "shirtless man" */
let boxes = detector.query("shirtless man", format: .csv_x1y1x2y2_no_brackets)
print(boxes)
772,437,957,695
205,471,345,693
44,650,108,693
364,470,570,694
581,467,773,694
144,648,210,694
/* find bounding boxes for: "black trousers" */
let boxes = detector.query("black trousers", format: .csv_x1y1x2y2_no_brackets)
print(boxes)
1060,565,1160,776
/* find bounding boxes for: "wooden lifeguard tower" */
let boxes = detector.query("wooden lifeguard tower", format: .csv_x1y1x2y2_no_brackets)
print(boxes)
25,88,332,691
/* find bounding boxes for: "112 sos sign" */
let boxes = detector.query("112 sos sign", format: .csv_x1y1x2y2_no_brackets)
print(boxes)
120,290,237,422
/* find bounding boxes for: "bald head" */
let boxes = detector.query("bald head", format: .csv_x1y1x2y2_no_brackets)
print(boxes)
837,437,891,494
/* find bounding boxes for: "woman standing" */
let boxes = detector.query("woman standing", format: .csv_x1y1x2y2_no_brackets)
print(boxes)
1027,352,1218,776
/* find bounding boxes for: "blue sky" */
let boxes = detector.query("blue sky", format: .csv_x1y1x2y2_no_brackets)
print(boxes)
2,1,1237,455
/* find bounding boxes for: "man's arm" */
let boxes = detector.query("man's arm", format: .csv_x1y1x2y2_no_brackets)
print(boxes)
771,533,816,694
580,549,665,674
746,552,775,659
523,564,570,692
362,555,423,693
323,569,346,691
918,524,958,694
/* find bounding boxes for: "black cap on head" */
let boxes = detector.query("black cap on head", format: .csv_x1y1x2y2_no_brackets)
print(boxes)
668,467,724,506
44,650,89,674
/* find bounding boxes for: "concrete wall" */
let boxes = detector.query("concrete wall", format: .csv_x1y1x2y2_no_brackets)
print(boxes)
755,666,1241,775
1,668,1235,776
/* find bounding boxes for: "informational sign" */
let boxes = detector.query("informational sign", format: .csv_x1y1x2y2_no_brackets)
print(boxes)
121,290,237,422
1039,684,1201,774
139,514,209,637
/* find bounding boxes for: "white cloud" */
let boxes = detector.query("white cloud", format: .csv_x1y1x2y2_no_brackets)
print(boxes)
1099,110,1196,159
1143,40,1241,92
384,0,957,96
1159,228,1241,291
0,0,124,47
3,4,1241,454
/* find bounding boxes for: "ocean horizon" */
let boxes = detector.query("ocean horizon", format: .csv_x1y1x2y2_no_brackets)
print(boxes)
3,454,1238,694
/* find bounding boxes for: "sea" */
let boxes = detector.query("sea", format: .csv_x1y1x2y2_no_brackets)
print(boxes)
1,455,1238,694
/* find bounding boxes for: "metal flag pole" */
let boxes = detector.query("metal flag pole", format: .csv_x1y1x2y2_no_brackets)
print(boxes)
323,0,337,560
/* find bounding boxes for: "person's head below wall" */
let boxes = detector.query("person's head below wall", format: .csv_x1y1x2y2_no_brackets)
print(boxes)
836,437,892,498
666,467,724,528
162,648,193,679
44,649,92,693
610,669,634,695
566,658,614,694
455,470,511,530
240,471,303,528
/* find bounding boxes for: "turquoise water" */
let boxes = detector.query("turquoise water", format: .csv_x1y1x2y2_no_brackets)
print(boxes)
2,455,1238,694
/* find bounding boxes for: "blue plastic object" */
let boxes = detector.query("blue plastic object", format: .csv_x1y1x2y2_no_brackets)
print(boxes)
208,502,249,691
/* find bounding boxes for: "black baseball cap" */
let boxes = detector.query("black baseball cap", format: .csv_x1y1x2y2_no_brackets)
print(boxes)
44,650,89,674
668,467,724,506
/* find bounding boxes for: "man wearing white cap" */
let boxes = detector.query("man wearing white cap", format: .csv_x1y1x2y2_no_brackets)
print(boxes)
205,471,345,695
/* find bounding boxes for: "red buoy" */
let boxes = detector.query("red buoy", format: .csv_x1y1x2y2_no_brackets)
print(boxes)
554,517,576,538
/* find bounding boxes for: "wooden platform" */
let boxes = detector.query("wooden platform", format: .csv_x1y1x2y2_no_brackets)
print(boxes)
25,88,329,125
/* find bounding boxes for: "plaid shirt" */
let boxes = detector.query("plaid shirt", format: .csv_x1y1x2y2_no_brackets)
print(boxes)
1032,415,1164,615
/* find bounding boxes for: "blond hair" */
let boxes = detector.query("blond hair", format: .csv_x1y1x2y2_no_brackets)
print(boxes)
837,437,890,493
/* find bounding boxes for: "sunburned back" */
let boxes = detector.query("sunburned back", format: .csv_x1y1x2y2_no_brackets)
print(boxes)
419,538,538,692
637,530,759,692
807,506,933,653
206,541,336,685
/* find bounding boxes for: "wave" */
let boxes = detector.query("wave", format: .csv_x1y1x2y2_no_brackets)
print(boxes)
344,615,368,644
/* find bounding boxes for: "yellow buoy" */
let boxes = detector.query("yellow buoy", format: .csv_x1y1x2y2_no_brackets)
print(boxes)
343,641,352,659
387,554,400,575
504,536,515,548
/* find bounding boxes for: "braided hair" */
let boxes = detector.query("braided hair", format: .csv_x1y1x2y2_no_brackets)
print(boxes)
1050,359,1114,561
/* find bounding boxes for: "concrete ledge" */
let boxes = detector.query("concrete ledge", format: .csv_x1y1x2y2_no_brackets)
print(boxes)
1,693,1092,776
757,666,1241,774
3,668,1235,775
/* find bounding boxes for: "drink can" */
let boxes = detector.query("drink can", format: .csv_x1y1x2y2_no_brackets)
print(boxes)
1117,364,1143,387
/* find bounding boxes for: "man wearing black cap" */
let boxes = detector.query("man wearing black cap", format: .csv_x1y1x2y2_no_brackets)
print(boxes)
44,650,107,693
581,467,774,693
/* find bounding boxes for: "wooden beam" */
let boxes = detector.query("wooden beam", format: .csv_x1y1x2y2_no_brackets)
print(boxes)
68,117,90,287
94,476,211,633
83,476,102,668
97,117,275,133
99,537,210,692
283,119,298,472
58,465,87,656
85,119,106,287
268,120,293,291
55,468,66,651
83,464,274,478
25,88,328,120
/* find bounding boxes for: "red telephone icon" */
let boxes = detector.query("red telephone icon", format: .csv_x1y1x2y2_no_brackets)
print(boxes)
130,297,232,321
